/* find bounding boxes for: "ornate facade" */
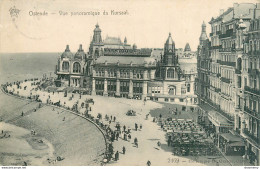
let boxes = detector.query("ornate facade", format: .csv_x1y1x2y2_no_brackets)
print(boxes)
55,24,197,104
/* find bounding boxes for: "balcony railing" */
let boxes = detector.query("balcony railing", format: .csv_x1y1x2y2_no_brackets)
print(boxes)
218,60,236,67
219,29,234,39
211,45,222,50
207,100,234,121
244,86,260,96
221,77,231,83
235,69,241,74
215,88,221,92
248,68,260,75
244,106,260,118
243,128,260,144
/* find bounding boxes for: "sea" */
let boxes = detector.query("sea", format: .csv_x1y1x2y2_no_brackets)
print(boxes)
0,53,60,85
0,52,197,85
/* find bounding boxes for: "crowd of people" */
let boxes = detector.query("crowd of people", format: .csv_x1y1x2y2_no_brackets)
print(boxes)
155,115,221,157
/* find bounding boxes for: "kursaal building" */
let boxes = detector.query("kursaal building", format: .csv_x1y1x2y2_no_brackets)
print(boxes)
55,24,197,104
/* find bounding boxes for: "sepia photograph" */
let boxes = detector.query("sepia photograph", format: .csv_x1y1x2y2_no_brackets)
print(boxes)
0,0,259,167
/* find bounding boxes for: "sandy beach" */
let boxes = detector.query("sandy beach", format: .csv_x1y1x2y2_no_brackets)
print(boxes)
0,88,106,166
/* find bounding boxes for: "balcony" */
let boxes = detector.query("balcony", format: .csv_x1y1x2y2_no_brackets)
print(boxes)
219,47,236,52
244,86,260,96
248,68,260,75
216,31,222,35
219,29,234,39
243,128,260,145
218,60,236,67
215,88,221,92
244,106,260,118
211,45,222,50
207,100,234,121
235,69,241,74
221,77,231,83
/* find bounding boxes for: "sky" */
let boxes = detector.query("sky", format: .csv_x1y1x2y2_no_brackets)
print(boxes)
0,0,259,53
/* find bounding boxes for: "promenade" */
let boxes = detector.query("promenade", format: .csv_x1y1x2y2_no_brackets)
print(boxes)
1,79,253,166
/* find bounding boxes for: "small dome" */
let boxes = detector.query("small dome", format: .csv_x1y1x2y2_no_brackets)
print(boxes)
74,44,85,60
94,23,101,32
61,45,73,59
165,33,175,45
184,43,191,52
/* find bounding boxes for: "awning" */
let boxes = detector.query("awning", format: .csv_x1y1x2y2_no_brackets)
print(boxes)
220,133,243,142
229,141,245,147
208,110,233,127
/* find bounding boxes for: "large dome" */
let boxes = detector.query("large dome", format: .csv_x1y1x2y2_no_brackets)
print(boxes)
61,45,73,59
74,44,85,60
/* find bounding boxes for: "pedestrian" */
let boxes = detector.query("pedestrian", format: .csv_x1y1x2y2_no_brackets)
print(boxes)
109,120,111,124
134,137,138,148
116,132,119,140
157,141,161,147
128,133,131,140
128,127,131,133
1,130,3,134
21,111,24,116
122,146,126,154
140,124,142,130
167,138,171,147
123,125,126,132
159,114,162,118
135,123,138,131
147,160,151,166
124,133,127,141
110,115,112,120
115,151,119,161
63,117,65,121
113,116,116,122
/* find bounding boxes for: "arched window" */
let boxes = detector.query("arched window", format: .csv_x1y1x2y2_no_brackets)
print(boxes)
167,69,174,78
73,62,81,73
62,61,69,71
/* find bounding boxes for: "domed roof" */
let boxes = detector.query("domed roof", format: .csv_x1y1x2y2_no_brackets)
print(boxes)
184,43,191,52
74,44,85,60
164,33,175,52
94,23,101,32
200,21,208,41
61,45,73,59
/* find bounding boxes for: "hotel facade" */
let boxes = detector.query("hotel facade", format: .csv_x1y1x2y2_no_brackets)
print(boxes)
196,3,260,166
